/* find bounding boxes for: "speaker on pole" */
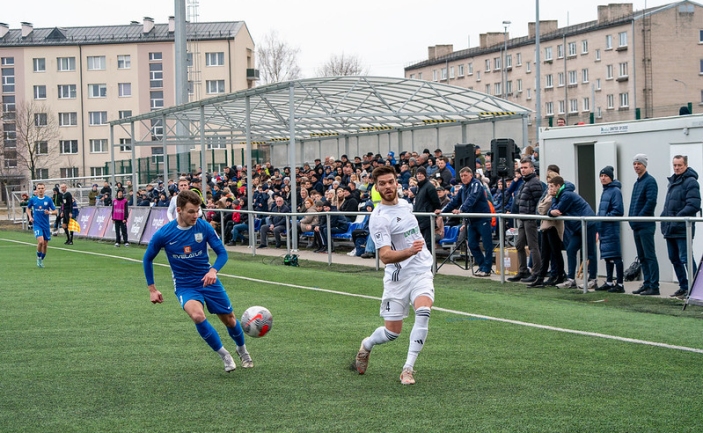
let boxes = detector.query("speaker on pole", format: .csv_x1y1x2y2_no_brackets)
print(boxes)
490,138,515,178
454,143,476,171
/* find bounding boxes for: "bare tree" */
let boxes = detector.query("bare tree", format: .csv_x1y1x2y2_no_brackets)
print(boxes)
315,53,367,77
257,30,302,85
12,101,61,180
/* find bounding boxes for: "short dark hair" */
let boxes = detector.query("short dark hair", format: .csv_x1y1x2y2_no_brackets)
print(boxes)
177,190,202,209
547,164,560,174
520,157,534,167
549,175,564,186
372,166,396,180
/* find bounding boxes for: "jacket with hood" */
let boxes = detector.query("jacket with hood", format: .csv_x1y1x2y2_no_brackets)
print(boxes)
597,179,624,259
661,167,701,238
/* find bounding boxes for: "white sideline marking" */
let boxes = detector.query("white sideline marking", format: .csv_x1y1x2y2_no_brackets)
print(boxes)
3,237,703,354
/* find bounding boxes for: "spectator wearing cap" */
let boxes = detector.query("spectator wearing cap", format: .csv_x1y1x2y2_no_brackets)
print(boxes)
595,166,625,293
414,166,442,251
387,151,397,166
436,186,450,208
259,195,290,249
629,153,660,295
100,181,112,199
434,149,443,159
189,178,206,209
88,184,100,206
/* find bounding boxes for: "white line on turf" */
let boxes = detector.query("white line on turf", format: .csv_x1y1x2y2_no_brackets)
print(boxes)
4,237,703,354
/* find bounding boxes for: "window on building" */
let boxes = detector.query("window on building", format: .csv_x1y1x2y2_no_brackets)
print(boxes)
150,63,163,88
605,35,613,50
494,57,501,71
583,97,590,112
432,69,438,81
517,79,523,92
60,167,79,178
596,78,602,90
595,49,601,61
58,84,77,99
206,52,225,66
149,52,162,61
33,58,45,72
90,139,108,153
506,80,513,95
3,149,17,167
90,167,106,177
409,73,415,79
206,136,227,149
557,44,564,59
619,92,629,107
545,102,554,115
88,83,107,98
35,168,49,179
33,85,46,99
526,61,531,73
418,72,422,80
57,57,76,71
545,74,553,88
151,119,163,140
119,138,132,152
468,62,473,75
449,66,455,79
150,91,164,109
606,64,614,80
527,88,532,100
206,80,225,94
607,94,615,109
119,110,132,119
557,72,565,87
3,121,16,145
569,99,578,113
544,47,553,61
476,71,481,81
89,111,108,125
150,146,164,163
2,67,15,93
558,100,565,114
118,83,132,97
485,84,491,94
618,31,628,47
1,57,14,65
582,68,589,83
568,42,577,57
568,70,577,85
59,112,77,126
458,64,464,77
506,54,512,69
87,56,106,71
516,53,522,66
485,59,491,72
619,62,628,77
60,140,78,154
582,40,589,54
117,55,131,69
34,113,47,127
35,141,48,155
700,30,703,43
441,67,447,80
597,107,603,118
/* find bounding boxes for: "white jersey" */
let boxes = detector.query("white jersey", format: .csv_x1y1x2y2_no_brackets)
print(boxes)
369,200,433,291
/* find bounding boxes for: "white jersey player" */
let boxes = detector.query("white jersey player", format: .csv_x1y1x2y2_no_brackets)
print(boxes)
354,166,435,385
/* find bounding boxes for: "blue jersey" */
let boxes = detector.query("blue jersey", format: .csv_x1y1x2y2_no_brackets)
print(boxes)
143,218,228,289
27,195,55,229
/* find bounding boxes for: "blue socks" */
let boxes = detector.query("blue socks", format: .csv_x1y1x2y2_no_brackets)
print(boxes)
195,319,223,352
227,319,246,347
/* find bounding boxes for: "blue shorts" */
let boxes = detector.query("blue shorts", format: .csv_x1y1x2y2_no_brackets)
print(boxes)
34,227,51,241
174,280,233,315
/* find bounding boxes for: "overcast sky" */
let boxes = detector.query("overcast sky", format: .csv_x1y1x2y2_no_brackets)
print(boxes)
5,0,674,77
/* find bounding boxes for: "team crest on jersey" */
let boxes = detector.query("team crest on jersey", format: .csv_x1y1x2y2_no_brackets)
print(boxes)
184,246,192,254
397,217,402,222
194,233,203,243
374,232,382,241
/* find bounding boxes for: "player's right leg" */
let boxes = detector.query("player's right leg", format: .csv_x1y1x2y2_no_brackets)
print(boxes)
355,299,405,374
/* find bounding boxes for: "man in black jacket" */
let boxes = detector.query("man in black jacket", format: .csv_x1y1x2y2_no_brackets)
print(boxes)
314,199,349,253
259,195,290,249
508,158,543,283
413,167,442,251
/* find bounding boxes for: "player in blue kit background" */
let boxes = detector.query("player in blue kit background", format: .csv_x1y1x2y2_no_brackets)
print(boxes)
143,190,253,372
26,182,57,268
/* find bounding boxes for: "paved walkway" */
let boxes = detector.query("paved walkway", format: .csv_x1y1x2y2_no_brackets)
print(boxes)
225,243,681,298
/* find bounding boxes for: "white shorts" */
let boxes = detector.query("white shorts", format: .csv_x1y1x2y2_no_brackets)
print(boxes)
379,271,435,321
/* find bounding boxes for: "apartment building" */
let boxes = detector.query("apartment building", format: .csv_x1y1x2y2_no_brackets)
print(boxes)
0,17,257,187
405,1,703,145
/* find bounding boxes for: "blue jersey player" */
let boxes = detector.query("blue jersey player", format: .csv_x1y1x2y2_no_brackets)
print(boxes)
26,183,57,268
143,190,253,372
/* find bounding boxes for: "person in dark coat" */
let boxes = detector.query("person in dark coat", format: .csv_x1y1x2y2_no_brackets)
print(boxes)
314,200,349,253
548,176,598,289
413,167,442,251
438,167,493,277
629,154,660,295
259,195,290,249
507,158,543,283
595,166,625,293
661,155,701,298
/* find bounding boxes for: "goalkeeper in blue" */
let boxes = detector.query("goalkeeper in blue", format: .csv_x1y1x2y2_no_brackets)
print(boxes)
143,190,252,372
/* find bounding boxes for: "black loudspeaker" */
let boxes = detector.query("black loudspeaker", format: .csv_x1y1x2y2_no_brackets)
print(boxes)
491,138,515,178
454,144,476,171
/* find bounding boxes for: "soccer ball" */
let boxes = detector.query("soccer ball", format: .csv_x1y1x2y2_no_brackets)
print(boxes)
241,306,273,338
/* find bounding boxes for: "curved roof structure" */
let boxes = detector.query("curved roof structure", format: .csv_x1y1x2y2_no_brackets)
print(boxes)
111,75,531,143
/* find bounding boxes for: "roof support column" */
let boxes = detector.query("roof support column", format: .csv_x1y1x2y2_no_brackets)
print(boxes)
163,114,169,182
110,124,116,188
461,123,468,143
522,115,529,148
435,127,440,149
199,109,206,178
245,96,255,253
289,82,298,251
130,122,137,186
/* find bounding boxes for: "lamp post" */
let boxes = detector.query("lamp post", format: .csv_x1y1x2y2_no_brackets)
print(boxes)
502,20,511,99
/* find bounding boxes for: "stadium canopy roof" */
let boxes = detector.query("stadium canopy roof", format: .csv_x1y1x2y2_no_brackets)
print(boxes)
110,75,531,144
